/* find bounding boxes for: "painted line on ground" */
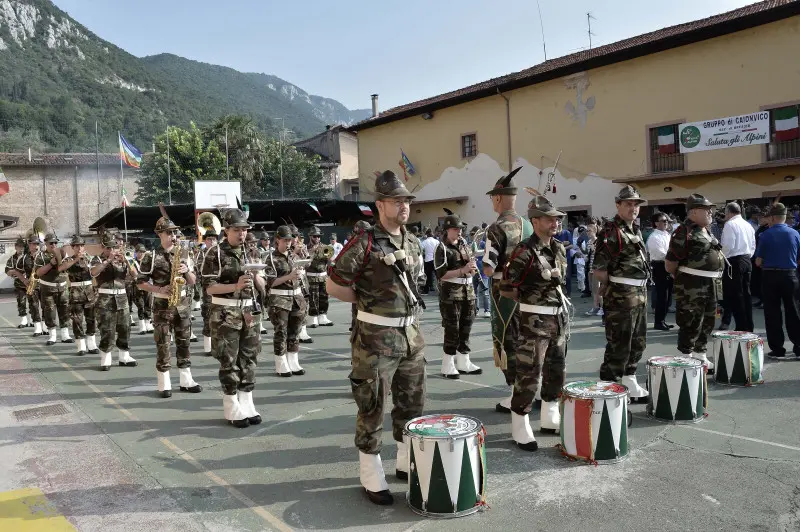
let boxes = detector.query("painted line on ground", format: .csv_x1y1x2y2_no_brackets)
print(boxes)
1,316,294,532
680,425,800,452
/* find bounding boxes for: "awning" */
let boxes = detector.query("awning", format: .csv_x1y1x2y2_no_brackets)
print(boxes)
613,157,800,184
412,196,469,205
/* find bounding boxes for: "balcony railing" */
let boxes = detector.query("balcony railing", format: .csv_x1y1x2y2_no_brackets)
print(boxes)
767,138,800,161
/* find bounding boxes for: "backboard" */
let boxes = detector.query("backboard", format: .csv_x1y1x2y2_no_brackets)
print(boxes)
195,181,241,210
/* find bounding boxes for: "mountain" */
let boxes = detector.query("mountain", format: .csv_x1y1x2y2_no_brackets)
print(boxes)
0,0,369,153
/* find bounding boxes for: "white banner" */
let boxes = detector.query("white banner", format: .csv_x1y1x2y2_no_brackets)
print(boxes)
678,112,770,153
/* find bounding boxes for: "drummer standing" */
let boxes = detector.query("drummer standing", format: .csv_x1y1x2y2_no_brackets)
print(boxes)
665,194,724,371
592,185,650,398
501,195,568,451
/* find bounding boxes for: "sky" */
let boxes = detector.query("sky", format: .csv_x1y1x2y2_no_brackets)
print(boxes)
51,0,758,111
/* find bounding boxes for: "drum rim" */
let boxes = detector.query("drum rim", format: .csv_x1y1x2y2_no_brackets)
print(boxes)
403,413,484,440
561,380,628,399
647,355,703,368
711,331,760,341
406,494,483,518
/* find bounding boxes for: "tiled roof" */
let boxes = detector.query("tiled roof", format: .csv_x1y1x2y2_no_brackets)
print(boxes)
351,0,800,131
0,153,121,166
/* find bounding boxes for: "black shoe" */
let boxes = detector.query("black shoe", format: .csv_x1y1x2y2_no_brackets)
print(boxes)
247,415,262,425
88,349,99,354
320,322,334,327
46,340,55,346
261,329,268,335
653,322,672,331
190,337,198,343
516,441,539,452
299,338,313,344
767,351,789,359
119,361,138,367
364,488,393,505
17,324,25,329
100,365,110,371
180,384,202,393
533,399,542,410
277,372,292,378
230,418,250,428
139,331,147,335
308,323,318,329
292,369,306,376
495,402,511,414
458,368,483,375
443,373,460,380
76,351,86,356
27,323,34,328
62,338,74,343
396,470,408,481
160,390,172,398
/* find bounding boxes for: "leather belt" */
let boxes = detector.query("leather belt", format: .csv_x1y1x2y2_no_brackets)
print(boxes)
211,296,252,308
270,288,302,296
306,272,327,278
153,290,187,299
98,288,125,295
71,280,93,286
678,267,722,279
38,280,66,288
518,303,561,315
609,276,648,287
444,277,471,285
357,310,415,327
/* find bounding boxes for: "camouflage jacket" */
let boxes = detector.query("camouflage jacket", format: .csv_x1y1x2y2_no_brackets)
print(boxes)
504,234,567,307
593,215,650,280
5,251,26,289
666,221,724,289
137,246,193,313
62,255,100,304
484,209,532,276
265,250,307,312
201,241,257,330
306,244,330,283
34,251,68,288
433,237,476,301
329,223,425,357
93,259,129,311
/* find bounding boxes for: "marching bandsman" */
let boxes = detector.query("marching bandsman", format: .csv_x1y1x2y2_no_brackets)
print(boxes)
501,195,568,451
133,244,154,334
137,215,202,398
327,170,426,506
483,167,533,412
265,226,308,376
435,210,481,378
202,208,265,428
90,233,138,370
306,225,334,328
34,233,73,346
58,236,100,356
592,185,650,398
665,194,724,370
5,237,33,328
199,227,219,353
290,225,314,344
22,236,45,335
346,220,372,332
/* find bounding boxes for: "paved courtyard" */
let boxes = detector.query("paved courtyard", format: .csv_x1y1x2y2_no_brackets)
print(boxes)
0,293,799,531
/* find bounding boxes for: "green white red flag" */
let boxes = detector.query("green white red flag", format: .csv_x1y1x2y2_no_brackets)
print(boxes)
774,106,799,142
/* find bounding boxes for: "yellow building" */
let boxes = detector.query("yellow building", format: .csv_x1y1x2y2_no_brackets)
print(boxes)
351,0,800,227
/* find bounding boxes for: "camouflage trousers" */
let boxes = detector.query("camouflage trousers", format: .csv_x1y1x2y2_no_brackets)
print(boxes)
211,316,260,395
26,289,41,322
675,279,716,355
126,284,135,314
97,305,130,352
440,298,476,355
490,281,519,386
350,334,426,453
39,287,69,329
134,287,152,320
511,313,567,414
201,293,212,337
193,283,201,302
69,301,96,339
268,305,304,356
153,305,192,372
600,284,647,381
307,281,329,316
14,287,27,317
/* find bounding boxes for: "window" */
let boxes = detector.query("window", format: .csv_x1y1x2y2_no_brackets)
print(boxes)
649,124,685,173
768,105,800,161
461,133,477,158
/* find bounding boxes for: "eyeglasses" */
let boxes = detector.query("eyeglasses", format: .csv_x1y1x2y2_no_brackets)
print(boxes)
384,199,411,208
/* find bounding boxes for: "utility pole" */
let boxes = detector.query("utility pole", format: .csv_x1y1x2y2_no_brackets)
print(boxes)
276,117,285,199
537,1,547,61
225,125,230,179
587,12,596,51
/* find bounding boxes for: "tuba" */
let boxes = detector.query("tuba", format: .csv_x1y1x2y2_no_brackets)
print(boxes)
197,212,222,238
314,244,334,260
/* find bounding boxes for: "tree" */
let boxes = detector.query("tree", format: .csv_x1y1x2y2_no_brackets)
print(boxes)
203,115,266,191
135,123,226,205
254,139,330,199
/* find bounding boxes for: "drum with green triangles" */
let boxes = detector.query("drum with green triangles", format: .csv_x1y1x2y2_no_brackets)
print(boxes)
559,381,629,464
404,414,486,518
646,355,707,423
708,331,764,386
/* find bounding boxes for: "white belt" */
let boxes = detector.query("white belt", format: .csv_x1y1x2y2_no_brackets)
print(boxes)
678,266,722,279
98,288,125,295
38,280,66,288
609,276,647,287
211,296,252,308
492,273,503,280
153,290,187,300
444,277,471,285
306,272,327,278
519,303,562,315
270,288,302,296
357,310,415,327
71,280,93,286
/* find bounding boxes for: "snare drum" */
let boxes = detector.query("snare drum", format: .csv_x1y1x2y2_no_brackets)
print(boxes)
647,356,706,423
709,331,764,386
559,381,629,464
404,414,487,518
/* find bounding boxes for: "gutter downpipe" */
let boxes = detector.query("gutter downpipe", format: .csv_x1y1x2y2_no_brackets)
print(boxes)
497,87,512,171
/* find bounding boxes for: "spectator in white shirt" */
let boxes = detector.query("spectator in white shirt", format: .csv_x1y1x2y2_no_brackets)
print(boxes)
720,202,756,332
420,229,439,294
330,233,344,259
647,213,674,330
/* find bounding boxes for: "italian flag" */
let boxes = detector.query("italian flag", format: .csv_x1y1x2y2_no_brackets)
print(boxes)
774,106,799,142
358,204,373,217
0,167,8,196
657,126,675,154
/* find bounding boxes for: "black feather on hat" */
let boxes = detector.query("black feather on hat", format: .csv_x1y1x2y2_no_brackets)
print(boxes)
443,207,454,215
486,167,522,196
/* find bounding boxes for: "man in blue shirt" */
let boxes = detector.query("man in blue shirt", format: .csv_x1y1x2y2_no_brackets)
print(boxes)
754,202,800,358
554,218,574,295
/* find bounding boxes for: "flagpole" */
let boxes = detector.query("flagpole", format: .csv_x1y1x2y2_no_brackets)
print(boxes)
166,126,172,205
119,131,127,244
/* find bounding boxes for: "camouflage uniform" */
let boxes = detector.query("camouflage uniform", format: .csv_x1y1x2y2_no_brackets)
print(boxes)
329,170,425,505
201,208,262,427
306,226,333,326
20,242,43,334
34,234,72,344
133,245,153,326
434,213,478,377
5,241,31,325
266,225,308,375
291,226,314,344
667,194,723,363
199,234,220,351
61,236,99,353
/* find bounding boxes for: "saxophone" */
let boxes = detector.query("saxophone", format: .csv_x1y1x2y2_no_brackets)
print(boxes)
26,270,37,296
167,247,186,307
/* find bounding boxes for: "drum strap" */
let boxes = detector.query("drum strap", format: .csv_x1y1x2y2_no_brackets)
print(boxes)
532,250,574,340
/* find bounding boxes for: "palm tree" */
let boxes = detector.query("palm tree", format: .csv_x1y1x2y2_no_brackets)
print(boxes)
203,115,266,189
